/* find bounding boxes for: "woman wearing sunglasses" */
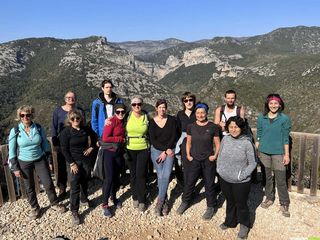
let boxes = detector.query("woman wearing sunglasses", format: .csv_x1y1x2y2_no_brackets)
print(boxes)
126,96,149,212
59,110,97,225
8,105,66,220
101,103,127,217
149,99,177,216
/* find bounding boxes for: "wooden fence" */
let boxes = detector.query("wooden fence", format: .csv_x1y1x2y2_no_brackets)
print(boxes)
0,132,319,206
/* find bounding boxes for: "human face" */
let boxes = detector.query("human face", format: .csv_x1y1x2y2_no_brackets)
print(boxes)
228,121,241,138
65,92,75,105
195,108,207,122
183,97,194,110
20,111,32,126
268,100,281,114
225,93,236,108
115,108,125,120
102,83,113,96
156,104,167,117
70,115,81,128
131,102,142,114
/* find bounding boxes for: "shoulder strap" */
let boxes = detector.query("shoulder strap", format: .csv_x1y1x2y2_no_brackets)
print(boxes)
220,105,227,122
236,106,241,117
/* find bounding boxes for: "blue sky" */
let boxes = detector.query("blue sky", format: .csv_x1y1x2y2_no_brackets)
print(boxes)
1,0,319,43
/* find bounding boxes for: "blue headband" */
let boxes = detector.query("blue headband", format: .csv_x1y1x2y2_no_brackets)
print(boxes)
195,103,209,112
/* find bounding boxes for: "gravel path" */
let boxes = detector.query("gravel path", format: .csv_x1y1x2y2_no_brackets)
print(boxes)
0,177,319,240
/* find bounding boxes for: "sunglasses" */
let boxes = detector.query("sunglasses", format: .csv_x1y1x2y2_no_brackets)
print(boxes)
115,110,126,115
20,113,31,118
131,103,142,107
183,99,193,103
70,117,80,121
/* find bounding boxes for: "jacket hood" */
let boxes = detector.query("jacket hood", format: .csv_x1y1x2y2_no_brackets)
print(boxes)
98,91,118,104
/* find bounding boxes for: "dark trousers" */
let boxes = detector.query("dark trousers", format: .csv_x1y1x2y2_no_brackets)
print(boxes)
68,161,91,212
19,158,58,208
220,177,251,228
127,149,149,203
102,150,123,206
56,151,68,191
182,158,217,207
180,140,191,185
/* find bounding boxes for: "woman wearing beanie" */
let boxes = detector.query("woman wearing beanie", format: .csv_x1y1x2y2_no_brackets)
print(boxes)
126,96,149,212
101,103,127,217
176,102,220,220
256,94,291,217
217,116,257,240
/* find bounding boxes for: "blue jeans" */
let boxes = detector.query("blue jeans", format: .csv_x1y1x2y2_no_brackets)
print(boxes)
150,145,174,201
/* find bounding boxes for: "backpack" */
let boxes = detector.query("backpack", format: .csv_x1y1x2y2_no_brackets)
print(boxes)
220,105,241,122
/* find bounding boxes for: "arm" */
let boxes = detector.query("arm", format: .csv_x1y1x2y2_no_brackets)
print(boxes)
255,115,262,150
91,101,99,137
186,134,193,161
59,128,75,165
209,136,220,161
102,118,123,143
51,108,59,147
282,116,291,165
214,107,225,131
40,125,51,153
8,128,21,175
164,117,177,157
239,142,257,181
240,106,245,119
176,112,182,136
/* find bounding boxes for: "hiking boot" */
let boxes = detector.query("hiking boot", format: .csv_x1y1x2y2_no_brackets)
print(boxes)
133,200,139,208
202,207,216,220
280,205,290,217
103,206,112,218
71,211,80,225
80,200,92,208
154,200,163,216
57,189,67,201
260,199,274,209
29,206,40,220
162,200,169,216
237,224,249,239
51,204,66,213
138,203,146,212
219,223,229,230
176,201,189,215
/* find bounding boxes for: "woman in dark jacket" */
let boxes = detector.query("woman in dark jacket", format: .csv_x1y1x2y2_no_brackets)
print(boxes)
60,109,97,225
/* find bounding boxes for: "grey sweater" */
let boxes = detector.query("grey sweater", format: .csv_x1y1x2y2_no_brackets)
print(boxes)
217,135,257,184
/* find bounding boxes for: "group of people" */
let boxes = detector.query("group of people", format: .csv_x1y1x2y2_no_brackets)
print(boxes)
8,79,292,240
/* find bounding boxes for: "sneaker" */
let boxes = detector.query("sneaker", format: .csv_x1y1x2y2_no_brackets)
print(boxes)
103,207,112,218
176,201,189,215
29,206,40,220
219,223,228,230
260,199,274,209
280,205,290,217
202,207,216,220
154,200,163,216
138,203,146,212
71,211,80,225
133,200,139,208
237,224,249,239
162,200,169,216
51,204,66,213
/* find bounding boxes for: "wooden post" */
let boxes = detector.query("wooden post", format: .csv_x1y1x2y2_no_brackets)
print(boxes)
310,136,319,196
4,166,16,202
297,135,306,194
0,181,3,206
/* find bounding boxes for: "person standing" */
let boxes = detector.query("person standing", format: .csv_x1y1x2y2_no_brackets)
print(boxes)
149,99,177,216
217,116,257,240
177,102,220,220
8,105,66,220
256,94,291,217
51,91,85,199
126,96,149,212
59,110,97,225
101,103,127,217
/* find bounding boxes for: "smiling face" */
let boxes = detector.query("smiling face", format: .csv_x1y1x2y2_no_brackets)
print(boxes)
20,111,32,126
195,108,207,122
224,93,236,108
69,114,82,128
228,121,241,138
183,97,194,110
115,108,126,120
156,103,167,117
268,100,281,114
131,101,142,114
64,92,75,106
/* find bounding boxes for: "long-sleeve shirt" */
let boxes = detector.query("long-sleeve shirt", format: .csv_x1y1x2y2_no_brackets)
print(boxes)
102,116,125,143
59,126,97,164
256,113,291,155
8,122,50,162
149,115,177,151
217,135,257,183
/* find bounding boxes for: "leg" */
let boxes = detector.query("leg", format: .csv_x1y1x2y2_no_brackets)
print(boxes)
68,163,81,212
150,146,165,200
158,153,174,201
127,150,138,201
219,177,237,228
102,150,116,206
232,181,251,227
272,155,290,206
79,161,91,203
57,151,68,192
182,160,201,204
135,149,149,203
260,153,275,202
111,152,123,201
202,159,218,207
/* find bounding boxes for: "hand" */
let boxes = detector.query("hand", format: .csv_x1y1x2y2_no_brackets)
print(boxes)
104,117,112,126
14,170,22,178
70,163,79,174
166,149,174,157
187,155,193,161
209,155,217,161
96,141,100,147
283,154,290,165
83,147,93,156
49,164,53,171
158,151,167,162
219,121,226,129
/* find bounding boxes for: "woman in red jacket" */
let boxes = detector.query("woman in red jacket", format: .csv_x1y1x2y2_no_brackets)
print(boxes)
101,103,126,217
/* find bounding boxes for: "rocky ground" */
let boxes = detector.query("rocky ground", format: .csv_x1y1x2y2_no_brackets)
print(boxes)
0,176,319,240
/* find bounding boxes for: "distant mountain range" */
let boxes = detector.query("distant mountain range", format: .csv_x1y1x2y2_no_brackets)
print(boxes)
1,26,320,142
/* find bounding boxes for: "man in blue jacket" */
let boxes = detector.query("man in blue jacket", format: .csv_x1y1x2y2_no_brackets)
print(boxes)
91,79,124,138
